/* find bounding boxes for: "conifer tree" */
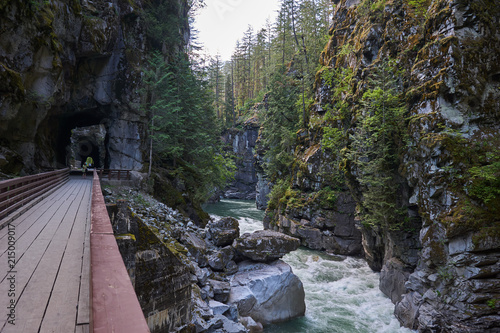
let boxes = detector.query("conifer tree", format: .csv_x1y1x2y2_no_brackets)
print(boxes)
144,51,235,201
347,60,407,228
260,66,301,178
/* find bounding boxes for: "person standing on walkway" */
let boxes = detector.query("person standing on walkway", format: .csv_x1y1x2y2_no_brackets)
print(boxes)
82,156,94,178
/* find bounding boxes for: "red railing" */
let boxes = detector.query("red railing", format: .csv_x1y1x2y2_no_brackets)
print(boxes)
90,170,150,333
0,168,69,222
97,169,131,180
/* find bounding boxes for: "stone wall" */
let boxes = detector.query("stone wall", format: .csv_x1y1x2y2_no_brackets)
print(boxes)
108,201,192,333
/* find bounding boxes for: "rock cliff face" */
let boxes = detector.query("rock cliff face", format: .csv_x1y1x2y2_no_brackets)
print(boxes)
108,200,192,333
263,140,364,255
222,116,261,200
0,0,188,175
265,0,499,331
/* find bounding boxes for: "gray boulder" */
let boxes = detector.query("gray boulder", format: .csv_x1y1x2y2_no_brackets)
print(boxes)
228,260,306,326
232,230,300,262
240,317,263,333
208,279,231,303
208,217,240,246
180,232,208,267
194,265,211,286
209,300,239,322
207,314,248,333
207,246,235,271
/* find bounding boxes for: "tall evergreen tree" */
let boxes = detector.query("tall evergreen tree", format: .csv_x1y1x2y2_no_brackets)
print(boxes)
144,51,235,201
260,66,301,178
347,60,407,228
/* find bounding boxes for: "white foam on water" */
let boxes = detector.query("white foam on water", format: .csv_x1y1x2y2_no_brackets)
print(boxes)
277,250,413,333
204,200,414,333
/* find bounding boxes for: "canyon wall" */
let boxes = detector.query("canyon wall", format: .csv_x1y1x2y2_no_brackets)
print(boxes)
222,111,272,209
222,117,260,200
265,0,500,331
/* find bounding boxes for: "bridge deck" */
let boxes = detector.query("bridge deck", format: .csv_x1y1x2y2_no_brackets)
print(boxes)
0,177,92,333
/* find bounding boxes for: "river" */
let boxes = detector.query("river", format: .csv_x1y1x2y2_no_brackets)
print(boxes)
203,199,414,333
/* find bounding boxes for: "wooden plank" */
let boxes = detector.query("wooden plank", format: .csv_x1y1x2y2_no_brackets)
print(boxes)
40,179,92,332
75,324,90,333
0,180,85,333
77,195,91,326
0,173,63,203
0,176,67,209
0,168,68,191
0,178,69,230
0,169,69,219
0,179,80,265
0,180,82,285
0,181,82,332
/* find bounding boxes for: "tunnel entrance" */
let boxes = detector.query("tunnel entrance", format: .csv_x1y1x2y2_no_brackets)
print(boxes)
52,106,112,170
68,124,107,170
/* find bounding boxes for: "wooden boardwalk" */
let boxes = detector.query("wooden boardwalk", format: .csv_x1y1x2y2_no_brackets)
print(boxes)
0,177,92,333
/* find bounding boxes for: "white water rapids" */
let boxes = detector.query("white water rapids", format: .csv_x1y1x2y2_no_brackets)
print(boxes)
203,199,414,333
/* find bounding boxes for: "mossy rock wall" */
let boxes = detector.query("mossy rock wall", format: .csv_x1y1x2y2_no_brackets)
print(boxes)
110,201,192,333
282,0,500,331
0,0,188,174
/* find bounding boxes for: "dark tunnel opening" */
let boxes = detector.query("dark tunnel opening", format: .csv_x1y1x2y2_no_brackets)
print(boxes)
54,107,111,169
77,137,101,168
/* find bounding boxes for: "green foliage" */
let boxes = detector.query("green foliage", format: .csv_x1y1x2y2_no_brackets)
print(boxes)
370,0,386,12
267,178,291,210
280,186,301,207
357,0,387,17
207,0,333,128
134,193,151,207
321,67,354,149
487,299,498,309
322,127,344,150
406,0,430,17
338,43,355,58
318,186,337,207
321,67,354,102
28,0,49,12
440,132,500,227
347,60,407,228
260,65,301,179
143,51,235,202
143,0,187,51
467,161,500,206
437,265,453,282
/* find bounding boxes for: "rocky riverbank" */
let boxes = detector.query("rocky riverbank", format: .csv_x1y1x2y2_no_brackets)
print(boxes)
103,186,305,332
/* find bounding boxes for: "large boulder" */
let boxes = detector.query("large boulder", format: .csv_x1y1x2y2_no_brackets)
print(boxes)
228,260,305,326
207,246,236,272
208,217,240,246
180,232,208,267
232,230,300,262
208,279,231,303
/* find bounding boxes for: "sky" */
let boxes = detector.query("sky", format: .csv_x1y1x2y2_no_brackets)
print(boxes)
192,0,282,61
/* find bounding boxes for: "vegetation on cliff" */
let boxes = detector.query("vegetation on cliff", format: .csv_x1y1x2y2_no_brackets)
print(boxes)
202,0,500,331
140,0,237,212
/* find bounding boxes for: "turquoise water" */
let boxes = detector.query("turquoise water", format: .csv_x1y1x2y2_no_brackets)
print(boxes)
203,199,413,333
